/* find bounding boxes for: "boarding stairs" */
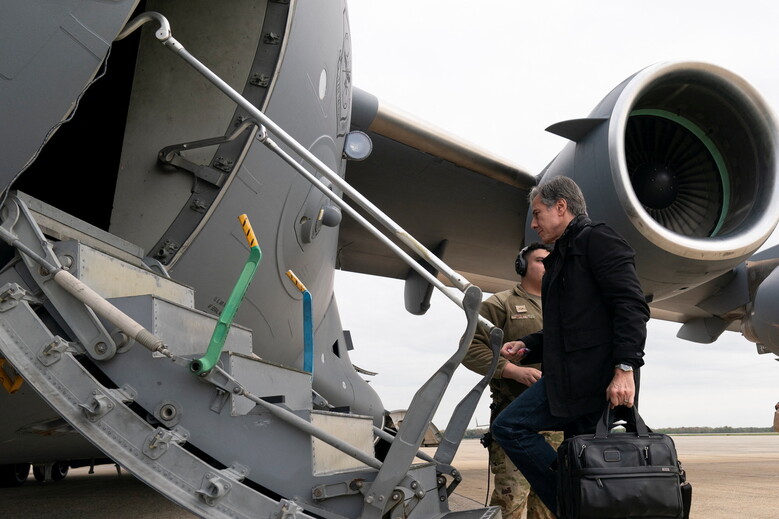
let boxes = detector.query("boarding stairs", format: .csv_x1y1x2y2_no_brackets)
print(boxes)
0,11,505,519
0,191,501,519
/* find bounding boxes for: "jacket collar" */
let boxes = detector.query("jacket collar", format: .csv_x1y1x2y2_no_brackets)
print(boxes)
557,214,591,249
512,283,528,298
542,214,592,284
513,282,540,300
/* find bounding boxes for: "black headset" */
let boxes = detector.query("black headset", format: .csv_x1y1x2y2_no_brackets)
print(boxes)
515,246,530,276
515,243,552,276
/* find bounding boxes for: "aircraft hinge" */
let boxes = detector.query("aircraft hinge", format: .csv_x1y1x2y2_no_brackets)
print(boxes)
157,119,256,186
436,465,462,497
201,363,243,393
250,73,271,88
365,477,426,519
312,478,365,501
384,476,426,517
311,390,331,410
221,462,249,482
143,426,190,460
213,156,234,173
404,476,427,500
37,336,80,366
196,471,233,506
162,151,229,187
108,384,137,404
153,239,181,263
78,390,115,422
190,197,210,213
194,463,249,507
209,387,230,413
272,499,305,519
363,485,409,517
0,283,27,312
263,32,281,45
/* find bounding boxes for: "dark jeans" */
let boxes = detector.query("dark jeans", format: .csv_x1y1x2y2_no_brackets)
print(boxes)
490,377,600,515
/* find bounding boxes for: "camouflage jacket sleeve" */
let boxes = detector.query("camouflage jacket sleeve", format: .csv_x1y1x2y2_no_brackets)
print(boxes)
462,293,510,380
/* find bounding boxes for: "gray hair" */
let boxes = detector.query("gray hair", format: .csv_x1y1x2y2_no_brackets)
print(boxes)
528,176,588,217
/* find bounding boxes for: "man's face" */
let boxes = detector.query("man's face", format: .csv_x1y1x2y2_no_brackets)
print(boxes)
523,248,549,284
530,195,568,243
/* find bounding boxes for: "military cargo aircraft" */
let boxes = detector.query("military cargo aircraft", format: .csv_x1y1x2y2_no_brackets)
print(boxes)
0,1,777,518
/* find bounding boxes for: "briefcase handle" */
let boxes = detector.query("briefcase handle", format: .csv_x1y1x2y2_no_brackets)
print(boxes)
594,404,650,438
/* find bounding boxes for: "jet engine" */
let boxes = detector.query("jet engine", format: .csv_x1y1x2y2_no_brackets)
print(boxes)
535,61,779,304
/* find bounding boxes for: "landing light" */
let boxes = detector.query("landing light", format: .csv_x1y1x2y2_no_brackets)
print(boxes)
343,131,372,161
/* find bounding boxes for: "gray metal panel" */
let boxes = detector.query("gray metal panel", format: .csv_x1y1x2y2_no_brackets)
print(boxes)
108,295,253,357
310,411,373,476
57,241,195,308
17,191,145,262
227,352,312,414
0,0,139,185
110,0,270,251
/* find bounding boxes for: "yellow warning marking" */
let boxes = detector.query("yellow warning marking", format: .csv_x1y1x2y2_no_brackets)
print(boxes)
238,214,258,249
0,358,23,394
285,270,307,293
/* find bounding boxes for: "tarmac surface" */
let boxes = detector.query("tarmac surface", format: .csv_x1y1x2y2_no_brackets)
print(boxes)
438,435,779,519
1,435,777,518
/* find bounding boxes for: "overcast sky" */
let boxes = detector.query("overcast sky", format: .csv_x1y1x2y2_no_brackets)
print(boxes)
335,0,779,428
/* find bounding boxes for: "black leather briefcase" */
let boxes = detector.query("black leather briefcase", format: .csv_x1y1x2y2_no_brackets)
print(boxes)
556,405,691,519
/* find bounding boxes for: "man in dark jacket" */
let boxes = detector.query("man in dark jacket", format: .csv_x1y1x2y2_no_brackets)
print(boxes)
491,176,650,514
462,242,560,519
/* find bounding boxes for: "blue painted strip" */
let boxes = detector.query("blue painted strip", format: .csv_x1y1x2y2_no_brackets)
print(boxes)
303,290,314,374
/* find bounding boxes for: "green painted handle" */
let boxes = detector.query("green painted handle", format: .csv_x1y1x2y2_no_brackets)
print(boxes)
190,214,262,375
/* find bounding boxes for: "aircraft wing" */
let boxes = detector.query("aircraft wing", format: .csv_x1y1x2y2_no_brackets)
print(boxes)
648,271,743,331
649,244,779,346
340,87,537,299
343,71,779,353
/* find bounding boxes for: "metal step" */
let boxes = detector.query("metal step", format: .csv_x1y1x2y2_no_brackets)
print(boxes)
0,290,318,518
0,228,384,516
107,294,253,358
0,191,499,519
0,283,463,519
56,240,194,308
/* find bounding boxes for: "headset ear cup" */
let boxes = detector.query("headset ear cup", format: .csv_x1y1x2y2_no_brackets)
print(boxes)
516,258,526,276
515,248,528,276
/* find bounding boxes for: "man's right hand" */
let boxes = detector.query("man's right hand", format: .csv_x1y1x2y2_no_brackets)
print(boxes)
502,363,542,387
501,341,529,362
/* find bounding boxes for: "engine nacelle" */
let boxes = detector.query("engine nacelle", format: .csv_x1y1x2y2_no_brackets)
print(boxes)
534,62,779,302
742,261,779,355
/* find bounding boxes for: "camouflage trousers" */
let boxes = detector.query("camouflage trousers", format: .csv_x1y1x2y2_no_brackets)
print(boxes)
488,430,563,519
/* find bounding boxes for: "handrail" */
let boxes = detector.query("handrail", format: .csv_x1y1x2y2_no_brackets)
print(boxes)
200,364,384,471
114,12,497,332
361,285,483,519
434,326,503,466
114,16,499,514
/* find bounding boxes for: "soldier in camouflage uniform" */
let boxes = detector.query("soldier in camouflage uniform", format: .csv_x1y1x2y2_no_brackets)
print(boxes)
462,243,562,519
